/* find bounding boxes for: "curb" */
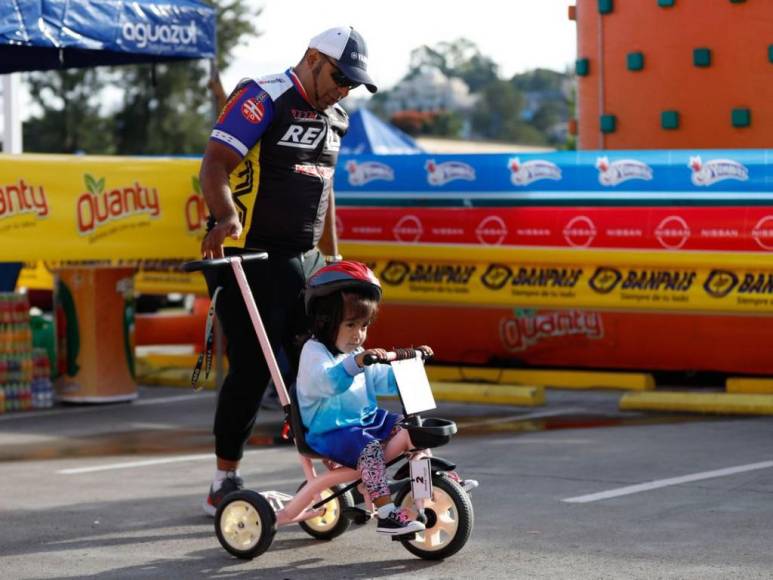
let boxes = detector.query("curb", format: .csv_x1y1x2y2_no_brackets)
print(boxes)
427,366,654,391
430,381,544,406
726,377,773,394
620,391,773,415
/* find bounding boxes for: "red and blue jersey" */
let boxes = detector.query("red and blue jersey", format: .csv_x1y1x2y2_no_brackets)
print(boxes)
209,69,349,253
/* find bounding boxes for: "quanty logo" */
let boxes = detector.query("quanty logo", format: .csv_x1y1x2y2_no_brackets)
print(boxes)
346,160,394,185
425,159,476,186
77,174,160,235
509,158,562,186
0,180,48,219
689,156,749,186
122,21,198,49
185,176,207,233
500,310,604,352
596,157,653,186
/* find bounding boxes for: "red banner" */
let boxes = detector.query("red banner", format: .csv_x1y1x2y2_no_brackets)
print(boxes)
337,206,773,252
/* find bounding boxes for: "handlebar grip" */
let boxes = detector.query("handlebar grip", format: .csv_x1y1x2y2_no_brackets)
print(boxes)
181,252,268,273
362,353,380,366
362,348,430,366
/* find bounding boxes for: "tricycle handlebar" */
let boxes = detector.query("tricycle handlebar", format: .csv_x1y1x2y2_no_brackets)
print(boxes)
363,348,430,366
182,252,268,273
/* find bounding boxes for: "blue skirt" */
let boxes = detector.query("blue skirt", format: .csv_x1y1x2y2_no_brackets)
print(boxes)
306,408,400,468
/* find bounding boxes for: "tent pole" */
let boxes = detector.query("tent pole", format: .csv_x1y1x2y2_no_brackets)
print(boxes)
2,73,23,153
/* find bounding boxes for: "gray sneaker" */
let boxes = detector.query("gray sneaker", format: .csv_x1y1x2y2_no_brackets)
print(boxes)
202,472,243,517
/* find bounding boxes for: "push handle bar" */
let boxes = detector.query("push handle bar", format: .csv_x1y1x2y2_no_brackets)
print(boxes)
182,252,268,273
363,348,431,366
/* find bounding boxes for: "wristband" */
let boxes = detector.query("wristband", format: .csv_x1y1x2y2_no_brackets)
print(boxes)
324,254,343,264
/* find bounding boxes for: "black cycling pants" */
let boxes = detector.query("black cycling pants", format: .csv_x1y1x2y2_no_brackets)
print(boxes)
204,249,323,461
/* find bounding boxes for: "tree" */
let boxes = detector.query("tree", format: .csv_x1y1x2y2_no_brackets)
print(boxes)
23,68,115,154
22,0,260,155
113,0,261,155
405,38,499,92
470,80,523,140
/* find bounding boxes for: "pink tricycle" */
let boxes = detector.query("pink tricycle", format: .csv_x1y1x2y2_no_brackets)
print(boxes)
183,253,475,561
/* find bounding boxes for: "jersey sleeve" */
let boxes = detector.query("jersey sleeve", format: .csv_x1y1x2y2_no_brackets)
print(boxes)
209,81,275,157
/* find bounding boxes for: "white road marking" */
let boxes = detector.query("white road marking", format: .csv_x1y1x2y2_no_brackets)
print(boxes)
459,408,584,430
0,393,214,422
488,437,592,445
57,448,276,475
562,460,773,503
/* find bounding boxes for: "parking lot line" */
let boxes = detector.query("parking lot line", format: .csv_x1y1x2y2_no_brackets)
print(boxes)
562,460,773,503
57,448,273,475
0,392,215,422
459,408,585,430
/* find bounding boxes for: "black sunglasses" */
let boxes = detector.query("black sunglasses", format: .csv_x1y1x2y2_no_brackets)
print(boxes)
321,54,360,90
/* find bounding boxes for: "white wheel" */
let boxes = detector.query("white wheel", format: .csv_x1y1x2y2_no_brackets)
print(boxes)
297,483,353,540
395,474,473,560
215,490,276,559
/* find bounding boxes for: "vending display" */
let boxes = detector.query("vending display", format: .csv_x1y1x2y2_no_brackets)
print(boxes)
0,293,53,412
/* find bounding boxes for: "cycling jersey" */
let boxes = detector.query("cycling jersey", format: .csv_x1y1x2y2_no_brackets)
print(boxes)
209,68,349,253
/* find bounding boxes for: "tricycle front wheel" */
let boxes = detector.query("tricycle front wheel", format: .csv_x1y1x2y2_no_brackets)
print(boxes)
394,473,473,560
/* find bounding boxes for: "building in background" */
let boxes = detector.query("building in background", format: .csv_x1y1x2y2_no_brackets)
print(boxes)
382,68,478,116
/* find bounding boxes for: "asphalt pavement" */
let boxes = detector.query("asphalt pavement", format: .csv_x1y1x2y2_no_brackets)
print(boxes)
1,386,772,579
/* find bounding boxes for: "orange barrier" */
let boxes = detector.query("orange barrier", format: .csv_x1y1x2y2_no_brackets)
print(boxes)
135,296,208,352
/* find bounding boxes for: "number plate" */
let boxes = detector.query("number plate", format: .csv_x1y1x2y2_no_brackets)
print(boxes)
409,458,432,499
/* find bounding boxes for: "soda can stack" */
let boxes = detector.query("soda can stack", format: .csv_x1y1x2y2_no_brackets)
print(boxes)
0,293,35,412
31,348,54,409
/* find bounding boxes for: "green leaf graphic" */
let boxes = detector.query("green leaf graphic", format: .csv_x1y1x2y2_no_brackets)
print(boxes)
192,176,201,195
96,177,105,194
85,174,97,193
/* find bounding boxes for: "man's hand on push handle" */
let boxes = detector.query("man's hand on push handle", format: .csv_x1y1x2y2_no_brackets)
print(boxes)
201,215,242,259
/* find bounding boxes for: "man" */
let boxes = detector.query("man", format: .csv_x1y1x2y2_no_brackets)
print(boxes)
198,26,377,516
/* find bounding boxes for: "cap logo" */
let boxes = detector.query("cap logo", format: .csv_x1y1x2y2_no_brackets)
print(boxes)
350,51,367,64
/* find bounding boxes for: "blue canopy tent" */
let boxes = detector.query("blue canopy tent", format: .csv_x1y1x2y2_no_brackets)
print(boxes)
340,108,423,155
0,0,216,73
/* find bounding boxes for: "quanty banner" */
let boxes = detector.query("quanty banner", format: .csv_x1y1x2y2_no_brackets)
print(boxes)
0,154,204,261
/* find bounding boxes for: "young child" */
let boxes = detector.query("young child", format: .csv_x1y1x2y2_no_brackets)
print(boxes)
296,260,430,536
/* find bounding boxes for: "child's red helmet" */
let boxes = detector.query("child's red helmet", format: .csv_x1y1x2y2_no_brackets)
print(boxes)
305,260,382,313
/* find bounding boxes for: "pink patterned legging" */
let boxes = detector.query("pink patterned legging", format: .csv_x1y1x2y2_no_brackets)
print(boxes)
356,439,391,501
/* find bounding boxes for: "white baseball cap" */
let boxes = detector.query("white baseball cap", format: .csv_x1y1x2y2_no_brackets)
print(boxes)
309,26,377,93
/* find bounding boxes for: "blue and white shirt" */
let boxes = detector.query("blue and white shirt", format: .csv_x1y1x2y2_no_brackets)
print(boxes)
296,339,398,437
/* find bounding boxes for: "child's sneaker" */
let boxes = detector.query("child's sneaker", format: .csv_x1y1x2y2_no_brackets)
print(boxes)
461,479,479,493
203,471,244,517
376,507,426,536
446,470,479,493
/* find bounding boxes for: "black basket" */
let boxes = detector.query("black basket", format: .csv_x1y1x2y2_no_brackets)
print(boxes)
405,417,457,449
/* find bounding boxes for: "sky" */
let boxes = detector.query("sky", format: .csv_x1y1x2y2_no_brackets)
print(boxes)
221,0,577,96
10,0,577,124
